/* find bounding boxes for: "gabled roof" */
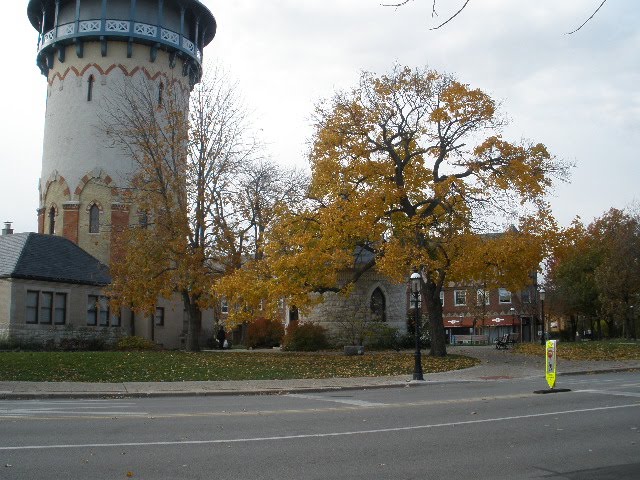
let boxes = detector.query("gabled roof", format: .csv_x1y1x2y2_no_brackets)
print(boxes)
0,233,110,286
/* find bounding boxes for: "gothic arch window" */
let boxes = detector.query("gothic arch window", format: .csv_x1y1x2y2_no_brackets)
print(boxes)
89,204,100,233
87,75,95,101
48,206,56,235
370,287,386,322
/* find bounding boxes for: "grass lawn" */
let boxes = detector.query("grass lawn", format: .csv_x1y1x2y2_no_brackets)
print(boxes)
0,351,479,383
514,340,640,361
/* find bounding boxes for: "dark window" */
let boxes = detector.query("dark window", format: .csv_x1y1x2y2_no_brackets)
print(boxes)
499,288,512,304
454,290,467,306
88,295,116,327
98,296,110,326
155,307,165,326
48,206,55,234
40,292,53,324
288,306,299,323
139,211,149,229
370,287,386,322
54,293,67,325
111,310,121,327
87,75,94,101
158,82,164,106
26,290,39,324
87,295,98,326
220,298,228,314
26,291,66,325
89,204,99,233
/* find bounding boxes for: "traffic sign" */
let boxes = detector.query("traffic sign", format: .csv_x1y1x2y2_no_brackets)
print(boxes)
545,340,557,388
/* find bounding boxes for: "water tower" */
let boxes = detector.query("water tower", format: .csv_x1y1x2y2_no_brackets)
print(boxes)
27,0,216,264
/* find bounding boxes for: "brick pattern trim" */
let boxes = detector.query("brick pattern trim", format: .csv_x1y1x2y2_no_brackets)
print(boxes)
48,64,189,93
85,200,104,212
74,173,113,196
42,172,71,204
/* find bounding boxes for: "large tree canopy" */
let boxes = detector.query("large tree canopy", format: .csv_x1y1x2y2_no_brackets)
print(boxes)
267,66,565,356
549,208,640,339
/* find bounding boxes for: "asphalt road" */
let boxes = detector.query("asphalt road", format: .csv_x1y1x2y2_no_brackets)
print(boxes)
1,372,639,479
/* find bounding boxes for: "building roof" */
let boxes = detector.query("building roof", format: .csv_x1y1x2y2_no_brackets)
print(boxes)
0,233,111,286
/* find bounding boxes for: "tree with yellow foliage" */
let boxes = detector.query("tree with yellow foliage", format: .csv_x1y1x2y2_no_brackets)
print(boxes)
268,65,565,356
103,69,299,351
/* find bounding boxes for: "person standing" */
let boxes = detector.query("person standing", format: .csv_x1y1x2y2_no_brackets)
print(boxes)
217,326,226,350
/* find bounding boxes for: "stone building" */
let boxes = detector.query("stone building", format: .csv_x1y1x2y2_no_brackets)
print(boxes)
0,230,114,344
287,249,409,344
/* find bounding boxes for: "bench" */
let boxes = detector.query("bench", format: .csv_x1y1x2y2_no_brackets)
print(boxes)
452,335,489,346
495,333,519,349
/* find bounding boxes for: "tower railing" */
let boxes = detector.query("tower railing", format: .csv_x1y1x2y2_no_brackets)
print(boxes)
38,19,203,64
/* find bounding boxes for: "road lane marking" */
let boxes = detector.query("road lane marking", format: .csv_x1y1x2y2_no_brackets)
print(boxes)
287,393,387,407
0,403,638,451
0,393,537,421
0,400,144,417
575,389,640,398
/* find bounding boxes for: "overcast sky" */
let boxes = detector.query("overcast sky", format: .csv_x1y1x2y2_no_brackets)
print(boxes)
2,0,638,233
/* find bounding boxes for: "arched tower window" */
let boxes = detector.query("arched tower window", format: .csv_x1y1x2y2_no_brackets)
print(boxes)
87,75,95,101
48,206,56,235
158,82,164,106
370,287,386,322
89,204,100,233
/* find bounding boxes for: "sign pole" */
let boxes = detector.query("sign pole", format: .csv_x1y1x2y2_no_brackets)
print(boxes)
535,339,570,394
545,339,557,389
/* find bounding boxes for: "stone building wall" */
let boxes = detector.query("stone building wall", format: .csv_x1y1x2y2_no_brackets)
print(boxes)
4,278,126,345
0,280,11,337
302,269,408,342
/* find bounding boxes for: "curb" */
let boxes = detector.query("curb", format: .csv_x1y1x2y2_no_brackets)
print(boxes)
1,367,638,400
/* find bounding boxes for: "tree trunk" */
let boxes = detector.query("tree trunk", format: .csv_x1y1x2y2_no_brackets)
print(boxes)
424,277,447,357
183,291,202,352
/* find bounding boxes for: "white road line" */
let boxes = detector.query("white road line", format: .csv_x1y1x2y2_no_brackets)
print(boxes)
0,411,148,417
287,393,387,407
575,389,640,398
0,403,638,451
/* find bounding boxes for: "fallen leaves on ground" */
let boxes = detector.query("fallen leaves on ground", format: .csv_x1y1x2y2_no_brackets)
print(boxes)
0,351,479,382
514,341,640,361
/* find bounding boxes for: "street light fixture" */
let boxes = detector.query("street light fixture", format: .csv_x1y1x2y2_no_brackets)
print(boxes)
539,288,546,345
410,271,424,381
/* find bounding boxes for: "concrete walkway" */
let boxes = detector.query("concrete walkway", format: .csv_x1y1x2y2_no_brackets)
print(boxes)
0,346,638,399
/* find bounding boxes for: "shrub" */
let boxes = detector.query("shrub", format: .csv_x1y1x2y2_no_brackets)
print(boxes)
365,324,401,350
246,317,284,349
282,322,329,352
58,336,108,351
116,335,158,351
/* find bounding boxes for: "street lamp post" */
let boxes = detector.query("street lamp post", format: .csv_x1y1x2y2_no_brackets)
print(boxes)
540,289,546,345
410,271,424,381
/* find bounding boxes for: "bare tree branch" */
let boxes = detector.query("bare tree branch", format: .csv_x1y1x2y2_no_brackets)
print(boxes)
429,0,471,30
383,0,608,34
567,0,608,34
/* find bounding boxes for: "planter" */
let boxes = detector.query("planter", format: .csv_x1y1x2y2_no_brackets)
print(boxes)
343,345,365,356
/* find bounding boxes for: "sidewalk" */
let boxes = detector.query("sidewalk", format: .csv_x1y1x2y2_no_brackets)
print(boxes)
1,346,638,399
